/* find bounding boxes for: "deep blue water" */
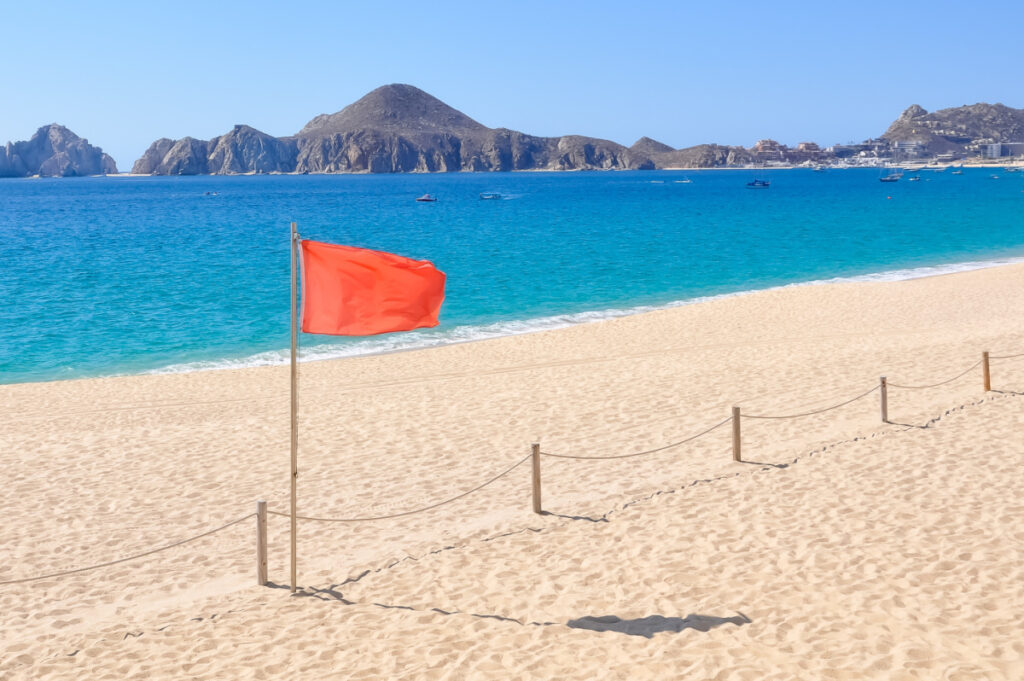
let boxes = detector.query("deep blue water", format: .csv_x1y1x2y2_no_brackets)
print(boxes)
1,168,1023,384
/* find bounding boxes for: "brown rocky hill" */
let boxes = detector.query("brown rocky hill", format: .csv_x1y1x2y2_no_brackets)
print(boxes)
134,84,654,174
650,144,754,168
0,124,117,177
882,103,1024,153
132,127,297,175
629,136,675,156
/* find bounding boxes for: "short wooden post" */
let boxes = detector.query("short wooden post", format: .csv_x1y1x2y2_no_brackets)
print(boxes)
256,500,267,586
531,443,542,514
880,376,888,423
731,406,741,462
982,351,991,392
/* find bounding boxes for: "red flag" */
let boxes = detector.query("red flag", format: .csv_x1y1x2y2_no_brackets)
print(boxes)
300,240,446,336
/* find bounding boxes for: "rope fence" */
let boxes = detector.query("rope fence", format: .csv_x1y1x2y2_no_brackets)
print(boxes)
267,453,532,523
539,416,733,460
3,347,1022,591
0,513,255,586
741,384,880,420
887,359,983,390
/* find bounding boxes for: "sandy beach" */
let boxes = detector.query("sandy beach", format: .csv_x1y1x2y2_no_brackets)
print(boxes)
2,263,1023,680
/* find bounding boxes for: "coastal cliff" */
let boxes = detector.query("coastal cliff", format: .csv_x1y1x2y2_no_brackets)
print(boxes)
133,126,298,175
133,84,653,175
129,88,1024,175
0,124,117,177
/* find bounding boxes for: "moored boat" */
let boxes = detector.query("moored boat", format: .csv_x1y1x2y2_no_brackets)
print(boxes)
880,167,903,182
416,194,438,202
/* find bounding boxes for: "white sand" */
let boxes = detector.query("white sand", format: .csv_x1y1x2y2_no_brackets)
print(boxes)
2,263,1023,679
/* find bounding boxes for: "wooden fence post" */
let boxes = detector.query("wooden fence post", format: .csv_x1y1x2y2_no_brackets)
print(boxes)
731,406,741,462
880,376,888,423
982,351,991,392
256,500,267,586
531,443,542,514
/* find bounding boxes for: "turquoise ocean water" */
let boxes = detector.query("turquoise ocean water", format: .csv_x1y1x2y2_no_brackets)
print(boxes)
1,168,1022,384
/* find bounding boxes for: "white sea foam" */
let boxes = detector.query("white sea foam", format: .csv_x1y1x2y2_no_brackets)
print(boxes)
147,255,1024,376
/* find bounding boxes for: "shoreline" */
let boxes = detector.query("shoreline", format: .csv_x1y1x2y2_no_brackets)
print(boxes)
148,251,1024,376
10,252,1023,387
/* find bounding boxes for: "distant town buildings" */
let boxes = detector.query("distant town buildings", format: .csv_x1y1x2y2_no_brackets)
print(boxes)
747,135,1018,168
891,140,926,158
985,142,1024,158
752,139,785,161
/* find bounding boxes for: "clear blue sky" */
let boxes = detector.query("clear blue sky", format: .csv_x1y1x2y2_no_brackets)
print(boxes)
4,0,1022,170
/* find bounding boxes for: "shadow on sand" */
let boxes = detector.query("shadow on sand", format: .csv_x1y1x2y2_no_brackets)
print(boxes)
567,612,751,638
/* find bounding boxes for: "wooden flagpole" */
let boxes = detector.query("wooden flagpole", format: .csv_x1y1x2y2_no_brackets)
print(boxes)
290,221,299,593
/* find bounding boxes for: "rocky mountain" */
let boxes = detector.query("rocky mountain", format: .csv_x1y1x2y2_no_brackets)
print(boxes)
131,88,1024,175
132,126,298,175
647,144,754,168
629,136,675,156
0,124,117,177
882,103,1024,153
134,84,654,174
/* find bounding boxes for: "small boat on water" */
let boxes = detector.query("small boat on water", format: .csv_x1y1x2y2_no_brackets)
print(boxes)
951,169,964,175
746,179,770,188
1004,167,1020,173
908,176,921,182
416,194,438,202
879,168,903,183
479,192,502,200
675,178,693,184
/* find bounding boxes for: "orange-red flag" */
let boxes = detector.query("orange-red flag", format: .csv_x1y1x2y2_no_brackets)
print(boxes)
300,240,446,336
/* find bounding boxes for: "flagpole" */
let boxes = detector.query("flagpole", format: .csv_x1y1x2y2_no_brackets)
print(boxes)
290,221,299,593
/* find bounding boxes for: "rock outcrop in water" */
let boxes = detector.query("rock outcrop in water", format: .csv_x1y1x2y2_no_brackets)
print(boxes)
133,84,654,174
0,124,117,177
132,126,298,175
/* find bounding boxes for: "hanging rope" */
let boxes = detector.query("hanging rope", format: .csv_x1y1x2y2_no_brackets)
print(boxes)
888,360,982,390
269,453,531,522
741,384,879,420
539,416,732,460
0,513,255,587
